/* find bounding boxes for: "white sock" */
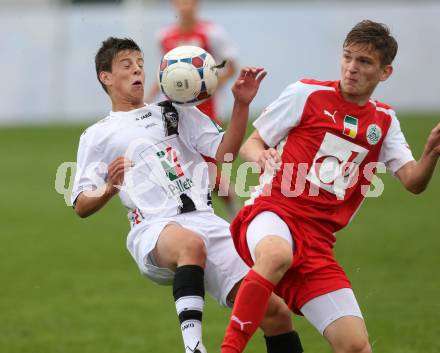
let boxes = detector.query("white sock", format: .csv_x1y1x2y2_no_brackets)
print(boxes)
175,295,205,352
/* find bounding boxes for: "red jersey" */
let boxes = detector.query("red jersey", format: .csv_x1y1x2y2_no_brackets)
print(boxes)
157,20,237,121
247,79,413,235
231,80,413,313
231,80,413,306
230,80,414,310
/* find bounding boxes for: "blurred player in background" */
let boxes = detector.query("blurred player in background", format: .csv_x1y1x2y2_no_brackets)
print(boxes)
221,20,440,353
72,37,303,353
146,0,240,218
146,0,237,119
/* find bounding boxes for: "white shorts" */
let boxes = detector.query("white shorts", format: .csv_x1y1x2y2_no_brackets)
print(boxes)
246,211,294,262
126,210,248,307
300,288,364,334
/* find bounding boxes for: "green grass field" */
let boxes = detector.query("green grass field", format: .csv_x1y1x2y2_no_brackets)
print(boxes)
0,115,439,353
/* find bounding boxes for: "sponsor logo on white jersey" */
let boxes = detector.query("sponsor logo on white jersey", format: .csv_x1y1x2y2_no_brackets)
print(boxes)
156,147,194,196
157,146,184,181
143,123,158,129
136,111,152,120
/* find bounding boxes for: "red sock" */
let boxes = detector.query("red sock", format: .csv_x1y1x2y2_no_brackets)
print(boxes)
221,270,275,353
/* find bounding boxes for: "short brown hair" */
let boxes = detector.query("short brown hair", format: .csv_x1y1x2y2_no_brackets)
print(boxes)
95,37,142,92
344,20,398,66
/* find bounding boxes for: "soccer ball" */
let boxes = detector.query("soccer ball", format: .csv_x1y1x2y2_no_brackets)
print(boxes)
158,46,219,105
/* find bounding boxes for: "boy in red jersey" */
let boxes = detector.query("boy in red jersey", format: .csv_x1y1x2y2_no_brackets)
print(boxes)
146,0,240,218
221,20,440,353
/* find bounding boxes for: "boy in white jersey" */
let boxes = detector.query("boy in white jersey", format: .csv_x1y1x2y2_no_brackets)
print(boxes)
71,37,303,353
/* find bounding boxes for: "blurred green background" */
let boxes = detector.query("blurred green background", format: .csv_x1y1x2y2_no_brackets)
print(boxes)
0,115,439,353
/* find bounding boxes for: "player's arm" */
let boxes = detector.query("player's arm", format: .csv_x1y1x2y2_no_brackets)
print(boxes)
74,157,133,218
74,186,116,218
215,67,267,162
395,123,440,194
240,130,281,171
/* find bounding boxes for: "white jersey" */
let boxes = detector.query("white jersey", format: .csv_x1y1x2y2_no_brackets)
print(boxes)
71,103,224,227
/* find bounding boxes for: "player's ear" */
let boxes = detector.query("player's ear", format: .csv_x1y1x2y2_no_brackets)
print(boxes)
99,71,112,88
380,64,393,82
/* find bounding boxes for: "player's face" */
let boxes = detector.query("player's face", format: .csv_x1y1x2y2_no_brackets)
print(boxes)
340,43,393,105
174,0,198,21
108,50,145,105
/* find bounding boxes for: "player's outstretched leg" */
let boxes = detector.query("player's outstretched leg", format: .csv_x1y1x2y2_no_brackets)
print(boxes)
174,265,207,353
221,234,293,353
153,224,208,353
222,211,295,353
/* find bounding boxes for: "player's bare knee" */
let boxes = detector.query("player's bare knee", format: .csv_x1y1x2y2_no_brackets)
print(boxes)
338,337,371,353
178,234,206,266
256,244,292,279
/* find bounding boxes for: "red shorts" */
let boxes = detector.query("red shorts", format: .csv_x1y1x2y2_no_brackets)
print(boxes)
230,200,351,314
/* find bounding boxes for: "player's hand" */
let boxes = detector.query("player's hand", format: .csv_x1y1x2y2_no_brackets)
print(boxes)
258,148,281,173
232,67,267,105
106,156,134,196
425,122,440,158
